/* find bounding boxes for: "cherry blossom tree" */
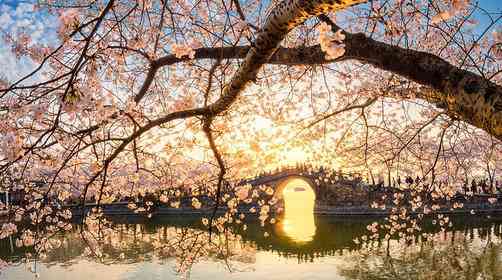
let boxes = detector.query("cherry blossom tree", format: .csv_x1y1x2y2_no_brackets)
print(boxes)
1,0,502,276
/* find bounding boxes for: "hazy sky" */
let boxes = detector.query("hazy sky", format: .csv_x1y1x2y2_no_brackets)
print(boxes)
0,0,501,83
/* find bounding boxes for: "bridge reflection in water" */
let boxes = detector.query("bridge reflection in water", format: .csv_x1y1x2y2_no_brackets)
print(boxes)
278,178,316,243
2,214,502,279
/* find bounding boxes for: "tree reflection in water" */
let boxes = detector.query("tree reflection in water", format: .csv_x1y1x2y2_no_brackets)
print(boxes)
338,227,502,280
0,215,502,279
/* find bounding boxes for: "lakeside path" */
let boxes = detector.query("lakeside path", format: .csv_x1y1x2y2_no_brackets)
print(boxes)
2,194,502,221
63,198,502,218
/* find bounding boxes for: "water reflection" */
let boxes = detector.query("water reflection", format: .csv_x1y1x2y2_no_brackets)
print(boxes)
279,178,316,243
339,230,502,279
1,215,502,279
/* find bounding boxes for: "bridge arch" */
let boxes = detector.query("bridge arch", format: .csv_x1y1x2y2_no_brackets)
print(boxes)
273,175,317,201
273,176,317,242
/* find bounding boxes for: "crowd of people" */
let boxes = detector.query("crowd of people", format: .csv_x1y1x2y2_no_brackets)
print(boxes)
370,175,502,196
462,179,502,195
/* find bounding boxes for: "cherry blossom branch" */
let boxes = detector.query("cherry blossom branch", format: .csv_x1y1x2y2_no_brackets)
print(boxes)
202,118,226,238
134,0,367,107
131,5,502,141
305,97,378,129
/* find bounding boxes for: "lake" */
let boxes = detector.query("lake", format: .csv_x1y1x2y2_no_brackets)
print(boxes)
1,213,502,280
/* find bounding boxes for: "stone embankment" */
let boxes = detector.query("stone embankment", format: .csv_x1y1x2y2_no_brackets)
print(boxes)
63,196,502,218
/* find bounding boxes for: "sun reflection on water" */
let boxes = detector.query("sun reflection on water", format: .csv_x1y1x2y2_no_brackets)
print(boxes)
279,178,316,243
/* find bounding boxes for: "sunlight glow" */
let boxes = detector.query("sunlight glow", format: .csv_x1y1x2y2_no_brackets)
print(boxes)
280,149,309,166
279,178,316,243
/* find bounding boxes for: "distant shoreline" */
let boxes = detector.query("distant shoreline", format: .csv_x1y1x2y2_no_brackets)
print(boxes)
64,199,502,218
2,194,502,222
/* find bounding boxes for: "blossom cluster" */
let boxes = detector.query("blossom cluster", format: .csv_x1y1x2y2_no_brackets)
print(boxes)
0,223,17,239
431,0,469,23
172,43,196,59
318,22,345,60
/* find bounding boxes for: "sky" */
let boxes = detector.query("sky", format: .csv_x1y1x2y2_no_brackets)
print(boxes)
0,0,502,83
477,0,502,11
0,1,58,81
472,0,502,34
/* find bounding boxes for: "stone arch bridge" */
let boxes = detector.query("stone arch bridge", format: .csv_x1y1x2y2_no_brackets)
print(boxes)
240,168,371,207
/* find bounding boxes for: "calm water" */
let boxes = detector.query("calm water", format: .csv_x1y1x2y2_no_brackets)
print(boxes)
1,214,502,280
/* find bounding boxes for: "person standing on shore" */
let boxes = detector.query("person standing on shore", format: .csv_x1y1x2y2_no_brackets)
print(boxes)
471,180,478,195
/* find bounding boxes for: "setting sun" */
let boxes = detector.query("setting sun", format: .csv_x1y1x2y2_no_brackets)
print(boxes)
279,178,317,243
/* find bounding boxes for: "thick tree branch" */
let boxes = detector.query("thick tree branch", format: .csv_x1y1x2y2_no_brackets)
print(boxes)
134,0,366,108
135,11,502,141
325,18,502,141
